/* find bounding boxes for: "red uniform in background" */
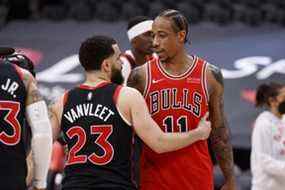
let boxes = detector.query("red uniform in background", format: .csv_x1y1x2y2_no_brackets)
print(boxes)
141,56,214,190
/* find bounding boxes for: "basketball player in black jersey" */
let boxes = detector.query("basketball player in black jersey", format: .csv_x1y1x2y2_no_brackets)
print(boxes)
0,48,52,190
48,35,211,190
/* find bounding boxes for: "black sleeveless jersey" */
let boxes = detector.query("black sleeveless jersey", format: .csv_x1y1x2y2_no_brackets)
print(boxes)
0,63,27,190
61,82,137,190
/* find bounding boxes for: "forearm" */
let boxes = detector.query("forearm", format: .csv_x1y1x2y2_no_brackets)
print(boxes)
155,130,201,153
31,132,52,188
210,126,235,181
26,101,53,188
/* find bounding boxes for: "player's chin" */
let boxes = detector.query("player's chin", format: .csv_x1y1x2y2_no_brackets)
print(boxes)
158,55,168,62
157,52,166,61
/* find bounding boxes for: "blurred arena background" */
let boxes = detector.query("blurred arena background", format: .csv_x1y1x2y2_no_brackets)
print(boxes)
0,0,284,190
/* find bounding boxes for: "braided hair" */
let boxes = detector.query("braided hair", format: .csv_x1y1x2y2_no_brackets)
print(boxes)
158,9,189,43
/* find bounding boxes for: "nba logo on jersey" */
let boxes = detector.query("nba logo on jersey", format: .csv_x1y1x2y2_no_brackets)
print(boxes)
87,92,92,100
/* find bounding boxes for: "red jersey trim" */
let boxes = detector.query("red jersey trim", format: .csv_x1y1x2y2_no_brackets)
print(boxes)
130,131,138,188
78,81,110,90
62,91,69,107
202,61,209,104
143,62,152,98
121,53,136,69
113,85,122,105
157,55,197,80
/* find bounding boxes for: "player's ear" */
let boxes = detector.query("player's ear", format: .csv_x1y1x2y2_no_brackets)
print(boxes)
177,30,186,43
101,59,112,73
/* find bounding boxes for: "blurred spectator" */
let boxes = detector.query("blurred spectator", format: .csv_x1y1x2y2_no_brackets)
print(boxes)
251,82,285,190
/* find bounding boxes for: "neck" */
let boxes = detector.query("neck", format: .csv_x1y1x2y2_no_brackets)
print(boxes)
161,48,193,75
84,71,110,86
270,107,283,119
132,48,149,66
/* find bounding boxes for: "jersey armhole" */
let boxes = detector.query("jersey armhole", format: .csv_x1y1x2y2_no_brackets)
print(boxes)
113,86,132,126
113,85,122,105
202,62,210,104
143,62,151,98
62,90,69,106
123,53,136,69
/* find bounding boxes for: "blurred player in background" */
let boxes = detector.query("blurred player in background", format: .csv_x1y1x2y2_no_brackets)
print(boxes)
0,47,52,190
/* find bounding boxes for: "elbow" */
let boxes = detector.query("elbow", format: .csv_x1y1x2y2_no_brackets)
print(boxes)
152,146,167,154
151,136,168,154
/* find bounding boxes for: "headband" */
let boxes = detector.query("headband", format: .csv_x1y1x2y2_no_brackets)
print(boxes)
127,20,153,41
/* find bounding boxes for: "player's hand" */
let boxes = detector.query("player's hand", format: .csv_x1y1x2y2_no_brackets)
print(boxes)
195,112,211,140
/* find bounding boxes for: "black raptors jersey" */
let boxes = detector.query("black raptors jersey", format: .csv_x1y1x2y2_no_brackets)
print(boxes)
61,82,137,190
0,63,27,190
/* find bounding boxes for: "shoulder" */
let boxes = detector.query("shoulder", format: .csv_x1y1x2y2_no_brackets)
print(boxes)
14,66,35,88
120,50,135,65
120,86,142,98
116,86,144,118
127,64,148,94
206,63,223,85
205,62,224,94
49,92,67,117
131,63,148,75
253,111,274,132
255,111,274,125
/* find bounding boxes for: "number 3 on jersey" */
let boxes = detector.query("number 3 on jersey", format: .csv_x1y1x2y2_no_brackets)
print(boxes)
66,125,114,166
0,101,21,145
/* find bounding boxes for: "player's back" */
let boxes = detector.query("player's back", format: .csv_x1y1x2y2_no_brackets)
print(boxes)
141,56,213,190
0,62,28,190
61,82,138,190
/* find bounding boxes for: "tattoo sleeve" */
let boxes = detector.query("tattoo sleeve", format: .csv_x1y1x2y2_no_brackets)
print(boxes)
25,74,43,105
48,101,56,120
30,88,43,102
208,64,235,181
127,67,146,95
208,64,224,86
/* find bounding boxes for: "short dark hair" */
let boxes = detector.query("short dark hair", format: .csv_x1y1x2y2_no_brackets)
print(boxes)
158,9,189,43
256,82,284,107
79,35,117,71
127,16,152,30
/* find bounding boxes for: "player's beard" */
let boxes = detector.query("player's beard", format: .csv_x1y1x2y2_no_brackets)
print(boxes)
111,65,124,85
160,54,175,64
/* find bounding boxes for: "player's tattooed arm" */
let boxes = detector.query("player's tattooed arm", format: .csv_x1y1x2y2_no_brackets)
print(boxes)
23,70,43,106
48,100,56,120
48,98,63,140
208,64,224,86
207,64,236,187
127,65,146,95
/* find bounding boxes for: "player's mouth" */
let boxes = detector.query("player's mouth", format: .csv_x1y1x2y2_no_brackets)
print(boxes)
155,50,165,56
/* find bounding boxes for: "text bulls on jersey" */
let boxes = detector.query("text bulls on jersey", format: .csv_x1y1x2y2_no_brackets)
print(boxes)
148,88,202,117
